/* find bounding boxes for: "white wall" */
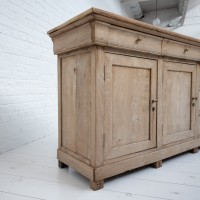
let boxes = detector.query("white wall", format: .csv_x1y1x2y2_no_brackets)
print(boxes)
0,0,126,153
93,0,133,18
1,0,199,154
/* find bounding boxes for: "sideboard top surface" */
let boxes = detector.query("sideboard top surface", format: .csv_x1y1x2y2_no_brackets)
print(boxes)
48,7,200,47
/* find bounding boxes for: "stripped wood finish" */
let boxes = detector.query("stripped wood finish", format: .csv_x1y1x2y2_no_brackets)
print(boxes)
48,8,200,190
162,61,196,145
61,52,91,160
104,54,157,160
152,160,163,169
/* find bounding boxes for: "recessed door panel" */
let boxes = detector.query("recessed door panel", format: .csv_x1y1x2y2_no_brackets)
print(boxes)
112,66,150,146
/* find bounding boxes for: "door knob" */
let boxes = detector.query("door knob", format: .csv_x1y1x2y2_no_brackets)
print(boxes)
192,97,198,100
152,99,158,103
184,47,189,53
136,36,142,43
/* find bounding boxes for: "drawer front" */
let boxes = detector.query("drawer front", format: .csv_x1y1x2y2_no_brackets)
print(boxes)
108,25,162,55
162,39,200,61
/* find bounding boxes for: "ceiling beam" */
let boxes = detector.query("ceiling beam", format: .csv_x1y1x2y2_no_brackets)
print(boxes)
179,0,190,26
121,1,143,19
121,0,150,4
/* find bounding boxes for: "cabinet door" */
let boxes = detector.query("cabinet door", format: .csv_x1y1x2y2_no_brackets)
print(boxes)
163,61,196,145
104,53,157,160
197,66,200,137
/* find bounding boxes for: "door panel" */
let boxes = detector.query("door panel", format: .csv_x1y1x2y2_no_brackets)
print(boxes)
104,53,157,160
196,65,200,137
112,66,150,146
163,61,196,145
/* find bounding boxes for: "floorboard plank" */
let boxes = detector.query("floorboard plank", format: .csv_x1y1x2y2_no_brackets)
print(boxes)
105,176,200,200
0,174,163,200
0,191,45,200
0,135,199,200
0,152,57,168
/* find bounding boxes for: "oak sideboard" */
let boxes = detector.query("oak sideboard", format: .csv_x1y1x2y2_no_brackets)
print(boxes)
48,8,200,190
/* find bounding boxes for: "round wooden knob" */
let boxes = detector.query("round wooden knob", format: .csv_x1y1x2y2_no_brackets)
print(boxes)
184,47,189,53
136,36,142,43
152,99,158,103
192,97,198,100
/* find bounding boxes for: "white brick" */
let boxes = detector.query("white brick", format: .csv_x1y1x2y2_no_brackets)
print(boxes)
0,0,128,153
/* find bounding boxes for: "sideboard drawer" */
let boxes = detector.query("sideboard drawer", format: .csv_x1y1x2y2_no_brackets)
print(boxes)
108,25,162,55
162,39,200,61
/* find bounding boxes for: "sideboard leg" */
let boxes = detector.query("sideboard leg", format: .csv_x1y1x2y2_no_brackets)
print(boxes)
191,147,199,154
58,160,68,168
152,160,162,169
90,180,104,191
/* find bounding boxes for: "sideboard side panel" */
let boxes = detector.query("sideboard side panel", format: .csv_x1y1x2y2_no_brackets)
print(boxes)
61,52,92,160
61,56,76,152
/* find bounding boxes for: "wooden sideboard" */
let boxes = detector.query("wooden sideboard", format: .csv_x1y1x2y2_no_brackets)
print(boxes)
48,8,200,190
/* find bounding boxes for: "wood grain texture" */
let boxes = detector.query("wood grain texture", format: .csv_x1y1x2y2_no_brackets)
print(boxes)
76,52,91,159
108,25,162,55
90,47,96,167
58,56,62,149
112,66,150,144
52,23,92,54
157,58,163,148
57,150,94,180
90,180,104,191
95,47,105,167
61,55,76,152
163,61,196,145
196,64,200,138
61,52,91,161
162,39,200,61
92,21,110,45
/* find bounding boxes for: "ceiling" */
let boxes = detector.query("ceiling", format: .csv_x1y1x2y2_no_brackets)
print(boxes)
139,0,179,13
121,0,180,13
121,0,188,28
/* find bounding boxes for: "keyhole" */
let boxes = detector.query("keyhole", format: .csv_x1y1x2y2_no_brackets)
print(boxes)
152,107,155,111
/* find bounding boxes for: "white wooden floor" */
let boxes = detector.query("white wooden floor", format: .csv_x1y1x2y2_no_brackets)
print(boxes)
0,135,200,200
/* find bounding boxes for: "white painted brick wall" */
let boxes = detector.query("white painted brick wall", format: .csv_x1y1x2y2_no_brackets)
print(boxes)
0,0,126,153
